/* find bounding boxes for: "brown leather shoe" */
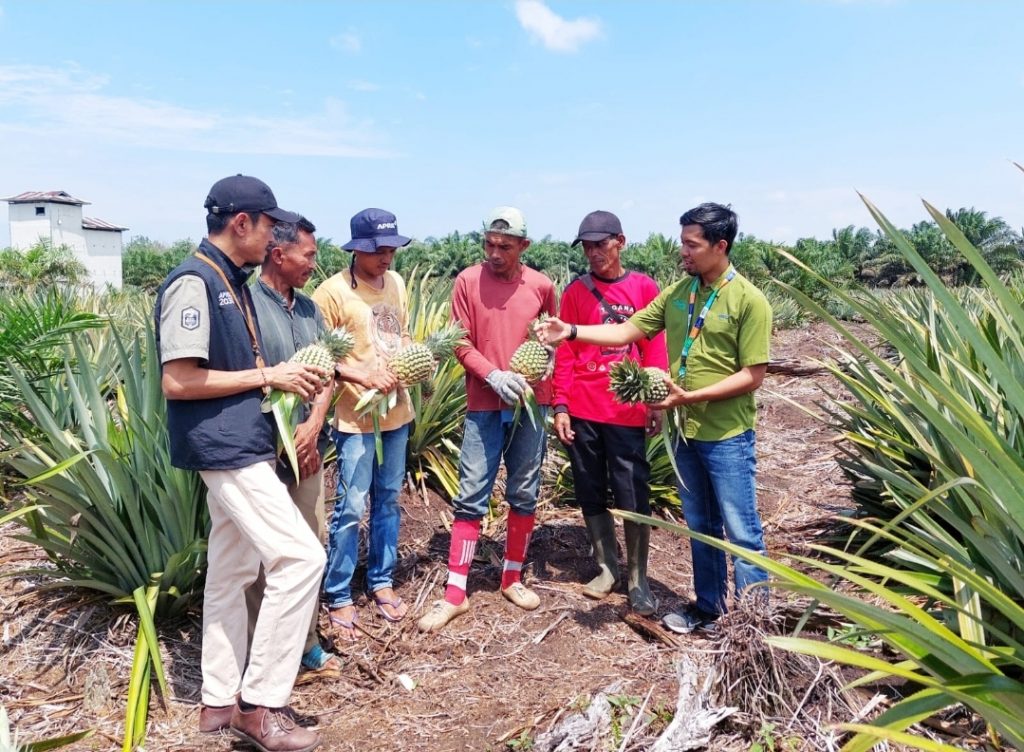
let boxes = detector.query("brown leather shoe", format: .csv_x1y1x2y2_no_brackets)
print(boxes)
198,702,235,733
230,703,320,752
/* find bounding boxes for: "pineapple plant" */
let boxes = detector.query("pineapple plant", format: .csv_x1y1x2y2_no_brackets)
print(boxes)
608,360,672,404
509,314,554,384
289,327,355,383
388,323,467,385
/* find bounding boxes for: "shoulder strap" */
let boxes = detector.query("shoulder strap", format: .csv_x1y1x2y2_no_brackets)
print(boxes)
580,273,628,324
194,253,269,391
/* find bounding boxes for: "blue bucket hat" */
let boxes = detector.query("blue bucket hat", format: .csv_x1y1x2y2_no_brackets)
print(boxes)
342,208,411,253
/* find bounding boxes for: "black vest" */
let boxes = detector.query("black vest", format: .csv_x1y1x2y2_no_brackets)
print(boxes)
154,239,276,470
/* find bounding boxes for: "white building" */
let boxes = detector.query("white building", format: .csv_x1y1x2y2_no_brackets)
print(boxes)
4,191,128,289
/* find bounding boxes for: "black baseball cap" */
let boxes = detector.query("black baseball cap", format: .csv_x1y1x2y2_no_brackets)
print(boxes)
572,210,623,247
203,174,300,223
342,208,411,253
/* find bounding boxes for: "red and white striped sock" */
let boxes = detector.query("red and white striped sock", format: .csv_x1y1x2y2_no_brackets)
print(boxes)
444,518,481,606
501,511,535,590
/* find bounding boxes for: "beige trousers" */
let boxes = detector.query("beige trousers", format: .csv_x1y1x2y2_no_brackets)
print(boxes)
245,468,325,656
199,461,326,708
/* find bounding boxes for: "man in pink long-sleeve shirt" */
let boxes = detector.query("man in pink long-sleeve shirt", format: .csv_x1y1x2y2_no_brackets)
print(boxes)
418,206,557,633
551,210,667,616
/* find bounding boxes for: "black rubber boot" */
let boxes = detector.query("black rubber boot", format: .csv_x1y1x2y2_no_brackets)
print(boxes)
582,512,619,599
624,521,657,616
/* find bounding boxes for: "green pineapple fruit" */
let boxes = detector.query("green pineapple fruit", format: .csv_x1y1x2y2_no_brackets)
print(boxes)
290,327,355,383
509,315,553,383
389,324,468,385
642,367,671,403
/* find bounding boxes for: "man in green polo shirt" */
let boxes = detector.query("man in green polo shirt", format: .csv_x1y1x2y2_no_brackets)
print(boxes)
536,202,771,634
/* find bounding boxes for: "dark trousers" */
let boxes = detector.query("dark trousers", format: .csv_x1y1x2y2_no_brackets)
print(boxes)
565,417,651,518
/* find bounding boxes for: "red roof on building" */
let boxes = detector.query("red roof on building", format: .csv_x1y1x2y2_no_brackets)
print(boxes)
3,191,90,206
82,217,129,232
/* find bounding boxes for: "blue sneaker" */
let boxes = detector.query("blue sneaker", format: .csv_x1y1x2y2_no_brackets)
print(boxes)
662,606,719,635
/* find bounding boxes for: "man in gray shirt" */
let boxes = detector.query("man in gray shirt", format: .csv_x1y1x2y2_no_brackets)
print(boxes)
247,216,341,678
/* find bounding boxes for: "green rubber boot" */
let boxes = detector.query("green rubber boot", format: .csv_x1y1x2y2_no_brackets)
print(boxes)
624,521,657,616
582,512,619,599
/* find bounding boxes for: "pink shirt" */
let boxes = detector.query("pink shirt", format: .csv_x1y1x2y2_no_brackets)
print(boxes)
552,271,668,427
452,262,557,411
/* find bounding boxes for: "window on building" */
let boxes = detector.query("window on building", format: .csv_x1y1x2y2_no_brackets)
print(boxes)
35,207,45,216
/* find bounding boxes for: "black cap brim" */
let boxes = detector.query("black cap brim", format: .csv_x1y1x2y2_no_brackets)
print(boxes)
571,231,613,247
264,207,302,223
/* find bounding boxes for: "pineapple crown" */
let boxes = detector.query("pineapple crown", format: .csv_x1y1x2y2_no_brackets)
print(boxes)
422,323,469,359
319,327,356,360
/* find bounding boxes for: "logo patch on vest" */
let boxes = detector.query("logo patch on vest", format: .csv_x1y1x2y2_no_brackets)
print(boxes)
217,291,233,307
181,307,200,330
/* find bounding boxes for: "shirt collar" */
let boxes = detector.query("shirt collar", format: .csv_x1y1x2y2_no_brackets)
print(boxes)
256,277,294,312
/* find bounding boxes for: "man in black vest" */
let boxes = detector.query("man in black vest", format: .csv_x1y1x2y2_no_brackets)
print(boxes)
155,175,326,752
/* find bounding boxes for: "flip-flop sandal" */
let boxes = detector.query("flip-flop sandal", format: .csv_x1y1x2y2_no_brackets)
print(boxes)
371,593,407,623
327,610,360,642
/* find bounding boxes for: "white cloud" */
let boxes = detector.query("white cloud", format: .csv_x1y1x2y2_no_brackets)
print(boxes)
349,80,380,92
330,31,361,53
514,0,601,53
466,36,483,49
0,64,394,158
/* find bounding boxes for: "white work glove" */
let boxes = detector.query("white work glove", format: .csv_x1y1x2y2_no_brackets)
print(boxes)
485,369,528,406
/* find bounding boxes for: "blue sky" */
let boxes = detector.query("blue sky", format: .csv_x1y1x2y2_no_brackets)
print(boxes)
1,1,1022,250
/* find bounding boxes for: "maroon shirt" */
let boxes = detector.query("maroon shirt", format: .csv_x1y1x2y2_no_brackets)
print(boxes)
452,262,557,411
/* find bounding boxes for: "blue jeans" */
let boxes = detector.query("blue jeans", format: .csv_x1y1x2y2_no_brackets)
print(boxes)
453,409,548,520
324,424,409,609
674,429,767,614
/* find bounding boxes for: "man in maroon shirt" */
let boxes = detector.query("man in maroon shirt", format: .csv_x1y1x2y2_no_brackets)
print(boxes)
552,211,667,615
418,207,557,633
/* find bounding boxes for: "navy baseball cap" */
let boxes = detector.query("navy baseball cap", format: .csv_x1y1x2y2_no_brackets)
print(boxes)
572,210,623,247
342,208,411,253
204,174,300,223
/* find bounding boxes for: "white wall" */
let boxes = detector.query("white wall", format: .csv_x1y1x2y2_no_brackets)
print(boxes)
82,229,124,289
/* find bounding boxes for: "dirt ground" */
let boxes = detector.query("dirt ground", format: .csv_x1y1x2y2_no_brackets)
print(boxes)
0,322,905,751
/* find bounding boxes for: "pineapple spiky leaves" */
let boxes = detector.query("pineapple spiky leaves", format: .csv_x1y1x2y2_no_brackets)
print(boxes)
267,326,355,482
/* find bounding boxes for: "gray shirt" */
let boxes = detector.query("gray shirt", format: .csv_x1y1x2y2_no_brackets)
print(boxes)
250,278,326,367
251,278,327,429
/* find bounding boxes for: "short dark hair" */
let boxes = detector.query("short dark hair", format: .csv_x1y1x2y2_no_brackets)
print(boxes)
270,220,301,248
679,202,738,253
206,210,260,235
263,217,317,263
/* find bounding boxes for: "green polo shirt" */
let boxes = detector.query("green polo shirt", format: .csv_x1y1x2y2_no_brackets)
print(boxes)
629,269,771,441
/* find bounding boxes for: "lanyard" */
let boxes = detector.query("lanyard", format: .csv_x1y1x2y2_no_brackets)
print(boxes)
678,266,736,379
194,252,269,394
